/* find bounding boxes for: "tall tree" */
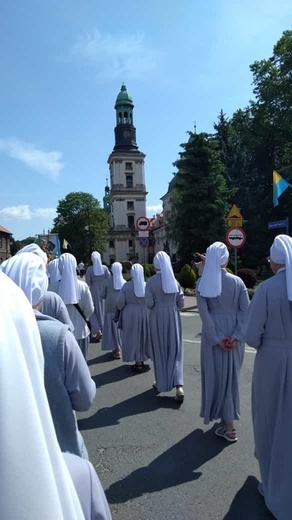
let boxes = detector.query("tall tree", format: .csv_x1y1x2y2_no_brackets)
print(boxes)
166,132,230,263
52,192,109,263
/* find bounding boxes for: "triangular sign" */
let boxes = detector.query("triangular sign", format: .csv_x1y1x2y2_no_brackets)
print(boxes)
227,204,243,220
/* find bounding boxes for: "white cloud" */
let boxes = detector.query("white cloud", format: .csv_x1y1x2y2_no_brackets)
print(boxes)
0,137,64,180
0,205,56,221
147,204,163,217
68,29,158,81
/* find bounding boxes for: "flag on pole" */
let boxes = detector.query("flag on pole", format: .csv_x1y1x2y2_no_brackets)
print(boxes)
273,170,291,207
62,238,70,250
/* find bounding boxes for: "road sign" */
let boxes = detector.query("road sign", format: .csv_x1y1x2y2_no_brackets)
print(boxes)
138,230,149,237
139,237,149,248
268,219,288,230
136,216,150,231
226,204,244,228
226,227,246,249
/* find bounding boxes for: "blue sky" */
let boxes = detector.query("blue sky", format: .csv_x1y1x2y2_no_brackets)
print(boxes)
1,0,291,240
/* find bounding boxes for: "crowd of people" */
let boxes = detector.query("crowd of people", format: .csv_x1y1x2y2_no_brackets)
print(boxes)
1,234,292,519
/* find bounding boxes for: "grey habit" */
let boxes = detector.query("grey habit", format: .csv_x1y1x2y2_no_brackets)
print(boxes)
41,290,74,331
86,265,110,335
63,453,112,520
100,276,122,351
117,280,150,362
197,270,249,424
243,269,292,519
145,273,184,392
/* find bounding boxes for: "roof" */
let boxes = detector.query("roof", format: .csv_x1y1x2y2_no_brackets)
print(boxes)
0,225,12,235
115,84,133,108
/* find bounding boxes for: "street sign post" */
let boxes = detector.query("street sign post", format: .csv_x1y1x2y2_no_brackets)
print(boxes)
136,216,150,231
226,227,246,275
138,230,149,237
226,204,244,228
139,238,149,248
268,218,289,234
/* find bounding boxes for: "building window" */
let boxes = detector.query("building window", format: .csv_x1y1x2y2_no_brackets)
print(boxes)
127,201,134,210
125,162,133,170
109,240,114,248
128,240,133,247
126,175,133,188
128,215,134,228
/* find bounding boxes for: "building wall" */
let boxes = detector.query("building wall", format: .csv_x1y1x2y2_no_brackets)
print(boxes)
0,232,11,261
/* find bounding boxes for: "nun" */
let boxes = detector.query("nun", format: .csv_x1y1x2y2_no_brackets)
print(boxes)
0,271,112,520
100,262,125,359
196,242,249,441
1,253,96,459
48,258,61,290
49,253,94,360
85,252,110,343
117,263,150,371
145,251,185,401
243,234,292,518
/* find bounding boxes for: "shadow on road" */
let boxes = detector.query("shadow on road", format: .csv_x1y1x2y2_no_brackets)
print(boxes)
105,425,232,503
87,353,114,366
223,476,275,520
91,365,140,388
78,388,183,430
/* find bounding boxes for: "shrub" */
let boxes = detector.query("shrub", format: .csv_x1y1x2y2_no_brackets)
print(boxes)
237,268,257,289
143,263,154,278
123,273,132,282
178,264,196,289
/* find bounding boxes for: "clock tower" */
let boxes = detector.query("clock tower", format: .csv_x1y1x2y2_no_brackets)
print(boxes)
103,84,148,265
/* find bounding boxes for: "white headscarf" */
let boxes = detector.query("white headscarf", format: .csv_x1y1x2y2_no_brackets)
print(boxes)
0,272,85,520
48,258,61,283
16,243,48,265
270,234,292,301
111,262,125,290
1,252,48,306
197,241,229,298
91,251,103,276
58,253,81,305
154,251,178,294
131,264,146,297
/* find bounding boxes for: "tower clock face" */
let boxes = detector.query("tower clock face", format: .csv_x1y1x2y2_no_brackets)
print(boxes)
123,129,130,138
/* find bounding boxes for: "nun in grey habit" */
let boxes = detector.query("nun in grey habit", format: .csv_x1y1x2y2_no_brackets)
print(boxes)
145,251,185,401
243,234,292,519
86,252,110,342
117,263,150,370
196,242,249,441
100,262,125,359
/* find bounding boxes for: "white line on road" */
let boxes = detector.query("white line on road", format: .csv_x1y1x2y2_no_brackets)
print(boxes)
183,338,255,354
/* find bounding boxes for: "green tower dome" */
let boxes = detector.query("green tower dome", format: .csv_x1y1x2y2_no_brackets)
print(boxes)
115,84,133,108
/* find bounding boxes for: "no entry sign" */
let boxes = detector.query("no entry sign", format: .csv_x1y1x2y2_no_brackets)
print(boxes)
136,216,150,231
226,227,246,249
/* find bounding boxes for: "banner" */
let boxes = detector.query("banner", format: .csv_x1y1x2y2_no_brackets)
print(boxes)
36,233,61,259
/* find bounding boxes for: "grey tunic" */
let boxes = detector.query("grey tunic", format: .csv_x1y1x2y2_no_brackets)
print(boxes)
145,273,184,392
86,265,110,335
196,270,249,425
41,290,74,331
117,280,150,362
63,453,112,520
100,277,122,351
243,269,292,520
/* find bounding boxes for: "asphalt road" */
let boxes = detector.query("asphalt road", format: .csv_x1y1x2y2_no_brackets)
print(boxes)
78,312,275,520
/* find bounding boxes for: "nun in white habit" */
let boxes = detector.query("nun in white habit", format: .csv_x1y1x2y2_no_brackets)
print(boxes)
243,235,292,518
196,242,249,441
145,251,185,401
117,263,150,370
85,252,110,342
0,271,112,520
100,262,125,359
48,258,62,289
49,253,94,360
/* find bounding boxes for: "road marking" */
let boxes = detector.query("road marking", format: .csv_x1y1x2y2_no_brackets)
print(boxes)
183,338,255,354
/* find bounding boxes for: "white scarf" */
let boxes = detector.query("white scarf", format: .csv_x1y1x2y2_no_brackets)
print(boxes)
91,251,103,276
0,272,85,520
270,234,292,301
111,262,125,290
58,253,81,305
0,252,48,306
16,243,48,265
131,264,146,297
48,258,61,283
154,251,178,294
198,241,229,298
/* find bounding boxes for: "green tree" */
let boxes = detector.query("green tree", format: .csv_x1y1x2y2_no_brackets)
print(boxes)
167,132,230,263
52,192,109,263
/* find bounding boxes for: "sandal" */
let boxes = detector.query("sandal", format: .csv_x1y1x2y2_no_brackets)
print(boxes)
112,349,121,360
215,427,238,443
134,363,143,371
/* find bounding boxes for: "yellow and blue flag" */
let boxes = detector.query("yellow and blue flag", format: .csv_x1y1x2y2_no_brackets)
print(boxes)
273,170,291,207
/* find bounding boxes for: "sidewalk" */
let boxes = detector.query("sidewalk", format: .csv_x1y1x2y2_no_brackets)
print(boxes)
181,294,198,313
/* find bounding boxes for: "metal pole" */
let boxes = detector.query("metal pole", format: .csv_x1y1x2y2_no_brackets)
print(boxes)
234,248,238,275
